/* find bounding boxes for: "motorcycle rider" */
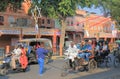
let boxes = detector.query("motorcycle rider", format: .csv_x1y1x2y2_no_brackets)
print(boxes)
11,44,22,70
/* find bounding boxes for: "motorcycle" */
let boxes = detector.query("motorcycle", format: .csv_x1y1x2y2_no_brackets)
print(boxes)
0,52,29,76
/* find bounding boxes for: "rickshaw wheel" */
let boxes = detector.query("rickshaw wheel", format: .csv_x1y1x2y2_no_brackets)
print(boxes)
88,59,97,72
114,57,120,68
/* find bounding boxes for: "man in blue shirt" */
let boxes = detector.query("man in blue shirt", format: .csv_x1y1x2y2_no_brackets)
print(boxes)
77,41,86,60
36,42,49,76
78,40,92,65
84,40,92,62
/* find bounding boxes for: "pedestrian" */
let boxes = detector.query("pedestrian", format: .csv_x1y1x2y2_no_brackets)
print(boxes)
36,42,49,76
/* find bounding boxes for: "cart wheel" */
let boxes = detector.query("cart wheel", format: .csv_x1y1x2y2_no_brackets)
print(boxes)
88,59,97,72
114,57,120,68
105,56,112,68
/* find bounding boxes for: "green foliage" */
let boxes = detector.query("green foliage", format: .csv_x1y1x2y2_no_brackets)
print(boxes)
92,0,120,26
30,0,93,20
0,0,23,12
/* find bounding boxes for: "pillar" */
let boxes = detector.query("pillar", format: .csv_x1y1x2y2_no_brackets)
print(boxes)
53,30,57,54
110,38,113,43
6,45,10,54
104,37,107,41
19,28,23,40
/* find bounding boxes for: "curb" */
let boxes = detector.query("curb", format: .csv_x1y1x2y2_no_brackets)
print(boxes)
51,56,64,60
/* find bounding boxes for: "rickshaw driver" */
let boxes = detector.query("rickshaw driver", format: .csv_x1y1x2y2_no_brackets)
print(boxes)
65,42,79,68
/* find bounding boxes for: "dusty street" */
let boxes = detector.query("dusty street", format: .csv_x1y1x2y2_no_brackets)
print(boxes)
0,56,120,79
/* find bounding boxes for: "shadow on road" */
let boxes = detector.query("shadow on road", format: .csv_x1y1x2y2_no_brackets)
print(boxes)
4,65,31,76
72,68,120,79
0,75,9,79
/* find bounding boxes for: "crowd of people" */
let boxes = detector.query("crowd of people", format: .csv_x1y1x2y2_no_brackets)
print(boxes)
8,39,120,76
65,39,118,69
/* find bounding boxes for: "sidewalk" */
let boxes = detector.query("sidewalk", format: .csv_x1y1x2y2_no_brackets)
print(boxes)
51,55,64,60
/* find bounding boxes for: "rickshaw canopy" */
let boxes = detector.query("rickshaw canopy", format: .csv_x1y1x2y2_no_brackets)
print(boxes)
18,38,52,48
115,40,120,43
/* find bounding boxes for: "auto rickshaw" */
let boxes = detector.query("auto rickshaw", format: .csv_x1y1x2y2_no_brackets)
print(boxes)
18,38,53,64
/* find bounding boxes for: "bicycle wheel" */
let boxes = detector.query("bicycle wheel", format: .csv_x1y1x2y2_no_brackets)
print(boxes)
105,56,112,68
88,59,97,72
114,57,120,68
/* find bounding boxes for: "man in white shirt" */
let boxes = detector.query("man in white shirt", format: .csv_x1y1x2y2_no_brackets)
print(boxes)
65,42,79,68
11,45,22,69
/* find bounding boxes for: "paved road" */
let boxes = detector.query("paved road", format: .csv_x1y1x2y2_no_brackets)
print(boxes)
0,54,120,79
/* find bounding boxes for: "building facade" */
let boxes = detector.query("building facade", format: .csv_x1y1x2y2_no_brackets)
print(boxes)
65,10,86,43
0,0,60,54
65,9,119,43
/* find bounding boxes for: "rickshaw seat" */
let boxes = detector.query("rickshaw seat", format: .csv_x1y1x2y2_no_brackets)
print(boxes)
89,55,94,59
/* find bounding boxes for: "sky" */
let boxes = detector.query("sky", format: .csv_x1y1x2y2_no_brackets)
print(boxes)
81,5,103,15
83,7,102,15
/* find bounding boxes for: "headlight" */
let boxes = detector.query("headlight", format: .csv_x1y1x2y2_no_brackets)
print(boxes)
2,61,6,63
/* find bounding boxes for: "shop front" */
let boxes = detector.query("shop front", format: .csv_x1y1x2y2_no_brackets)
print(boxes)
0,27,60,54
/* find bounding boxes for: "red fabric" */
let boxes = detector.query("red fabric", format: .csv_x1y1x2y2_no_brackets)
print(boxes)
19,49,28,69
21,48,26,55
20,55,28,69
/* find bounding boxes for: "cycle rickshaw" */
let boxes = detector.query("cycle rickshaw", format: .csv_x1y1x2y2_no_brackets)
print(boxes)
112,40,120,68
61,49,97,77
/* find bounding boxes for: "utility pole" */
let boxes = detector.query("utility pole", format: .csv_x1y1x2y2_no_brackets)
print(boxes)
31,0,41,38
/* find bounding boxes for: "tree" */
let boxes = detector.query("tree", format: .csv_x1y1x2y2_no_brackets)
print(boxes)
0,0,23,12
92,0,120,29
30,0,92,56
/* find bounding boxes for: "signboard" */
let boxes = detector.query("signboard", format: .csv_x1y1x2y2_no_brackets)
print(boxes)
23,29,61,36
0,30,20,35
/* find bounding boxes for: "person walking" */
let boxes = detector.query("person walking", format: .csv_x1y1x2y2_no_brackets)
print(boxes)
36,42,49,76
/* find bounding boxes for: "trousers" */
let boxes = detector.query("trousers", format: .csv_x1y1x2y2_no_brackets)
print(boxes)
78,52,91,61
38,58,44,75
